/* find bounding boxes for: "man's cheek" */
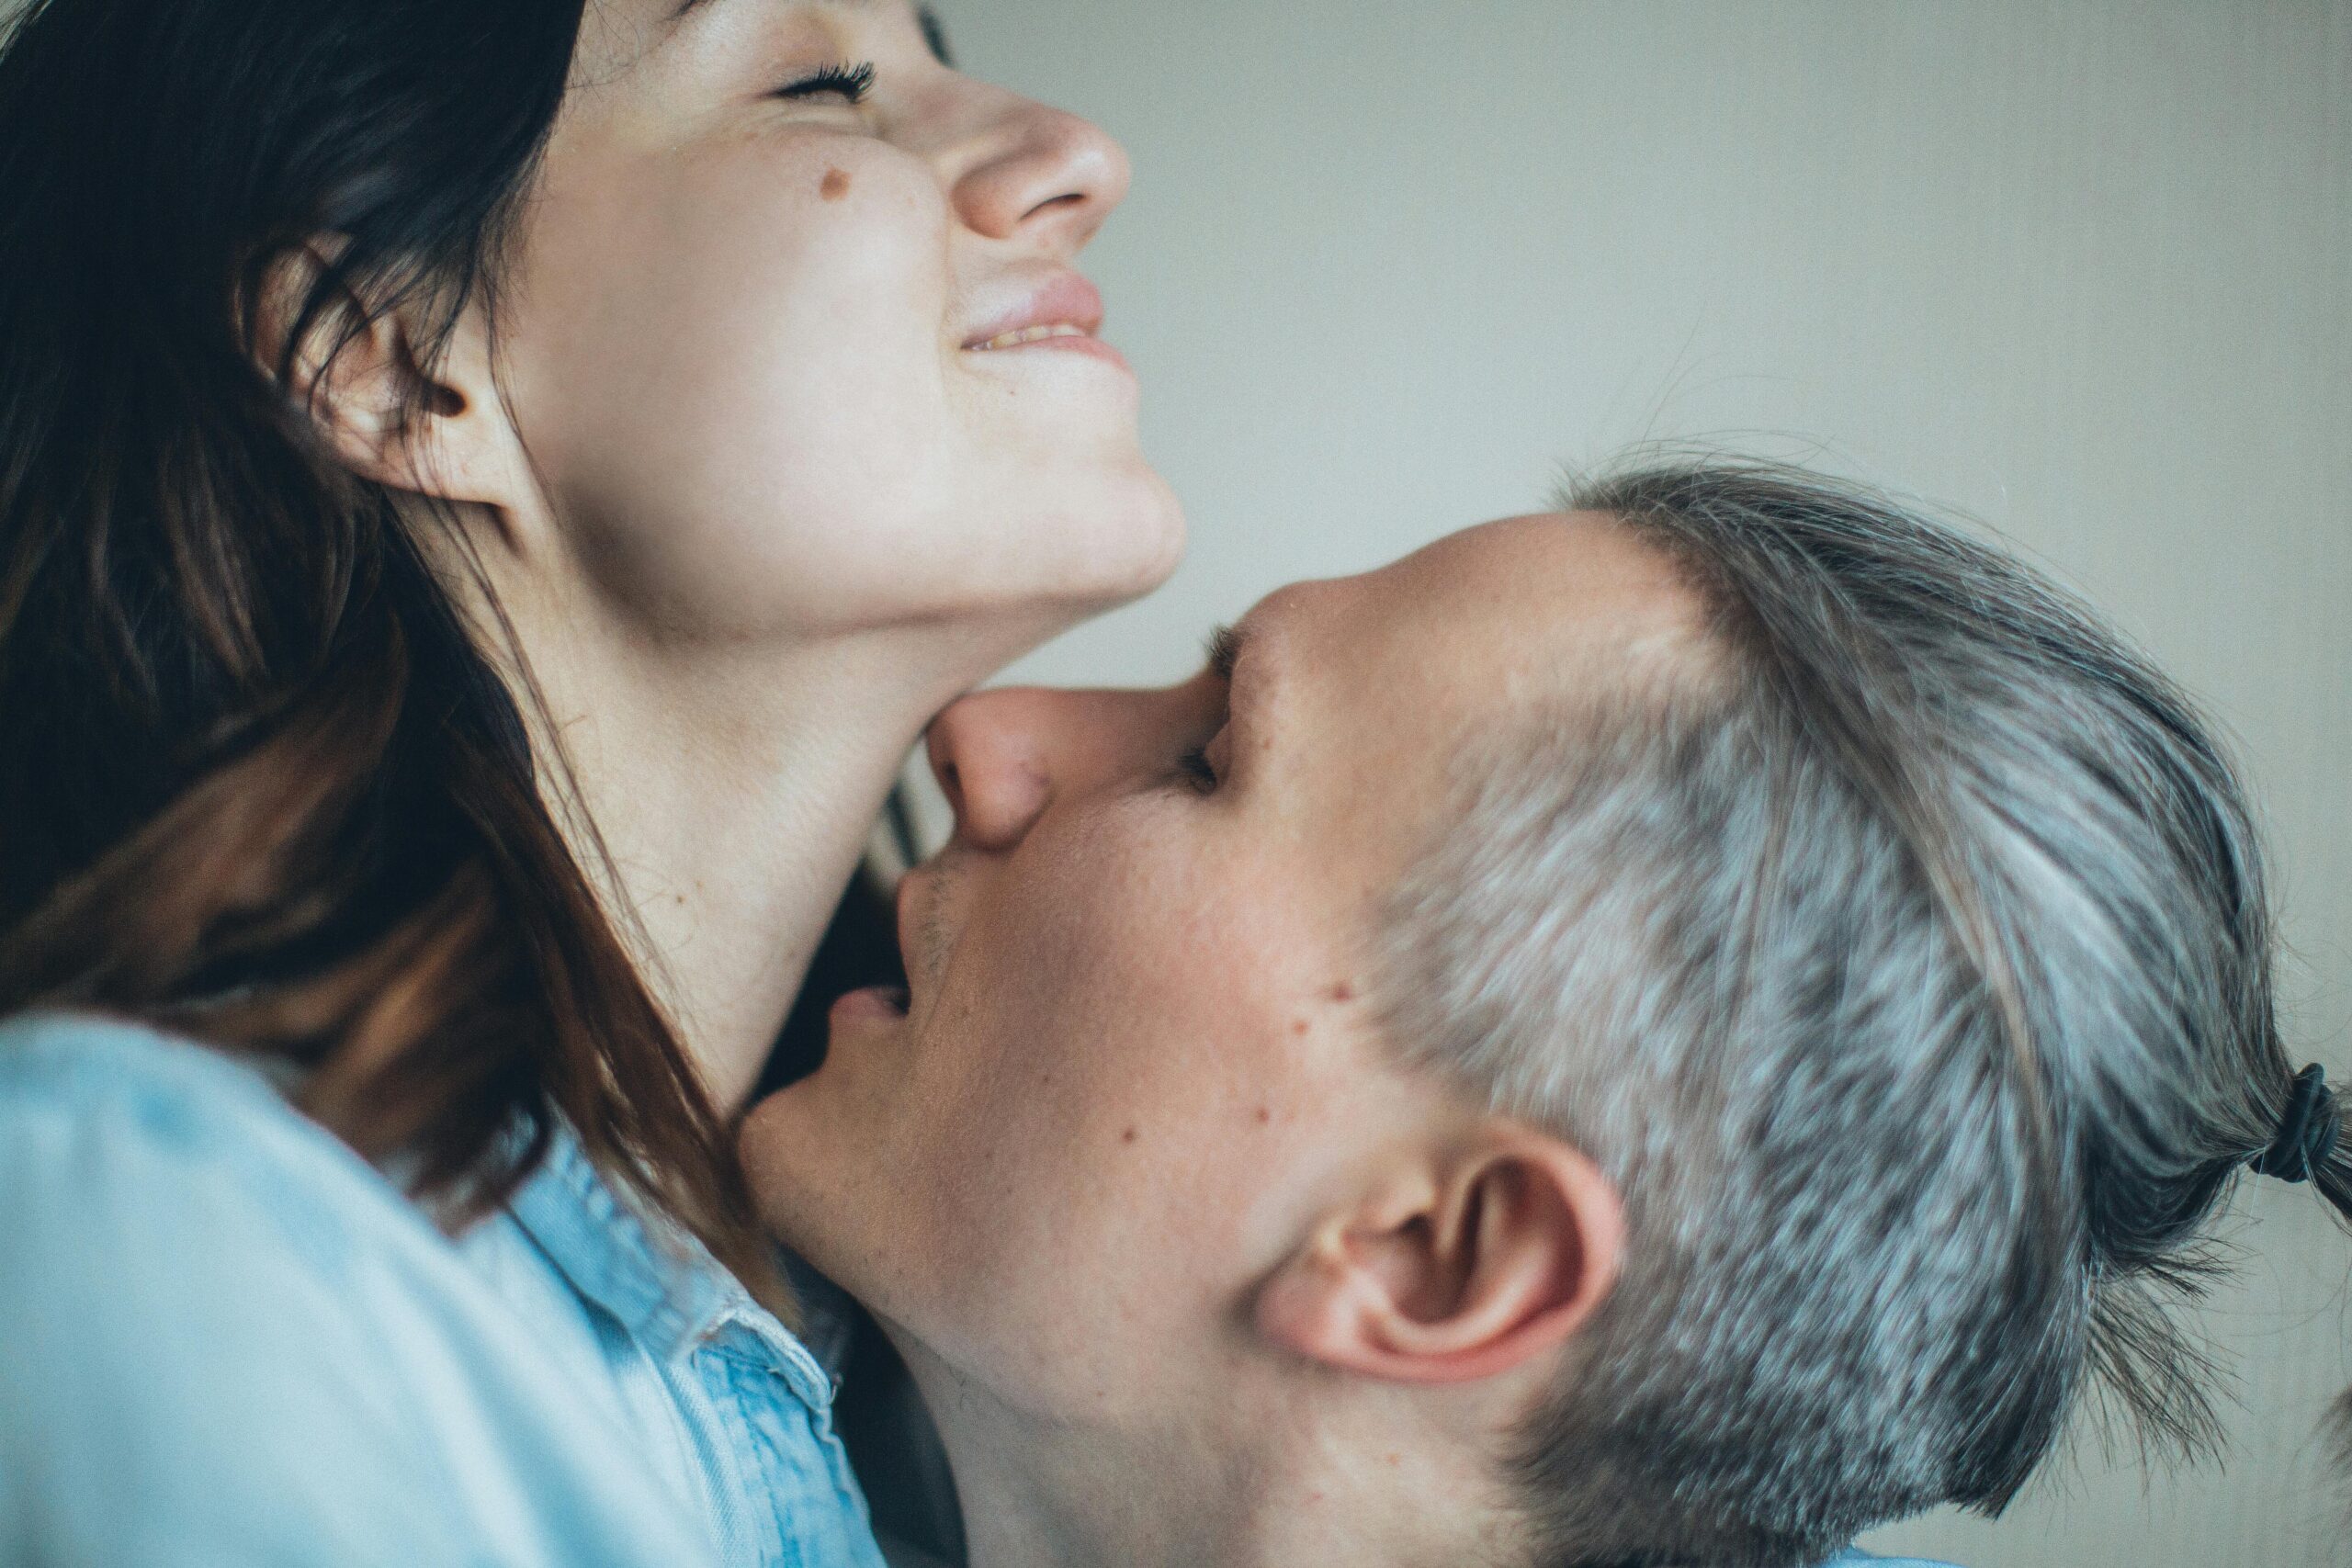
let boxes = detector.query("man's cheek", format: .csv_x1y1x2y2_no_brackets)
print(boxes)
982,883,1154,1049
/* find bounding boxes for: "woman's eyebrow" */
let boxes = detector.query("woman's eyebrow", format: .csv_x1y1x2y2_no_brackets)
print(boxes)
664,1,948,67
669,0,888,28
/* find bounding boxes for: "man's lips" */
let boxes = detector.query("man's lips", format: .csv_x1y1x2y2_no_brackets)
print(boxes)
894,866,915,947
893,866,930,987
958,271,1107,354
824,869,929,1030
830,985,909,1024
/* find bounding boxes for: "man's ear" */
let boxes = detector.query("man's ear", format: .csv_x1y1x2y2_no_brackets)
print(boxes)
1253,1125,1623,1385
252,241,514,509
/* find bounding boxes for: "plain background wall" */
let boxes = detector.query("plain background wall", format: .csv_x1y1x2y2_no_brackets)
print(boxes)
937,4,2351,1565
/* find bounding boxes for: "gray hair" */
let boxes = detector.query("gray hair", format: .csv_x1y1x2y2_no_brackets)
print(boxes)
1373,457,2348,1567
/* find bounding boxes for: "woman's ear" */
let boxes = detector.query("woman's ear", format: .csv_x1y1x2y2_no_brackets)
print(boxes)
1253,1125,1623,1385
251,240,515,509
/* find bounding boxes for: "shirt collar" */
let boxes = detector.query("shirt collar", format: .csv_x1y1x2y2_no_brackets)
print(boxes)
504,1122,837,1410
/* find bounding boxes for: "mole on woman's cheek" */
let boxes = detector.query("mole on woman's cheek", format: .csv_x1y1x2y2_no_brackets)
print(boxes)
820,167,851,201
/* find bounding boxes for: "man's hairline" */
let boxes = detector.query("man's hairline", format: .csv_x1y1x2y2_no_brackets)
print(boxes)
1354,513,1741,1095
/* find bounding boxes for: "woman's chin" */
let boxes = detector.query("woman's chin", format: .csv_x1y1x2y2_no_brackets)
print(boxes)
910,476,1185,626
1050,467,1188,606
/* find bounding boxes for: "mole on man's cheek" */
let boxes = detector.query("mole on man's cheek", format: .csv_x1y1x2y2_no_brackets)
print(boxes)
820,167,851,201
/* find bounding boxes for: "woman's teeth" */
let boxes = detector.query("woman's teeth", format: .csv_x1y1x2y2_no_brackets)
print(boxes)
971,323,1090,351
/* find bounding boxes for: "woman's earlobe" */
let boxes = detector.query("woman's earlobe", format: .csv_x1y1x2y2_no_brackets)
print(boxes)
1252,1131,1623,1387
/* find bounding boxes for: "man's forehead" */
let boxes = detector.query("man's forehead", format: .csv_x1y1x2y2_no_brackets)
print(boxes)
1223,512,1705,859
1250,512,1702,705
1402,511,1684,608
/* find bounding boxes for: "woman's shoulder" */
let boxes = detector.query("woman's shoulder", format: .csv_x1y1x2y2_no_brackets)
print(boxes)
0,1008,474,1350
0,1009,717,1564
4,1008,345,1167
3,1005,321,1134
0,1009,424,1268
6,1005,317,1123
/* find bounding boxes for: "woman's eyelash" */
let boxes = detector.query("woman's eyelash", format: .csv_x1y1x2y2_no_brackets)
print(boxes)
774,62,876,104
1174,745,1219,795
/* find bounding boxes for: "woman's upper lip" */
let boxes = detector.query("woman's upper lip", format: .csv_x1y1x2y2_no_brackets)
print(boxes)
959,271,1106,351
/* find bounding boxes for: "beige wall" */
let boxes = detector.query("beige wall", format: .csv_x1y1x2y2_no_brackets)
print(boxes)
947,3,2352,1564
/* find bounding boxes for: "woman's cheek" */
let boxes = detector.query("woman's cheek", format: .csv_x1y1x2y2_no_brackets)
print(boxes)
659,135,954,442
515,140,965,632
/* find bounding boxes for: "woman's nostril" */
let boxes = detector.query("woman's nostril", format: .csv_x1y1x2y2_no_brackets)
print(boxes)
1018,190,1090,231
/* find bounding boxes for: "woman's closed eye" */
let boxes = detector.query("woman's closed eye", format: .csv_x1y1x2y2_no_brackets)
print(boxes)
774,61,876,104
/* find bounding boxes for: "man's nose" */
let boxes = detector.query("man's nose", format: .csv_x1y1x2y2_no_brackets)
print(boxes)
925,687,1063,852
943,91,1131,254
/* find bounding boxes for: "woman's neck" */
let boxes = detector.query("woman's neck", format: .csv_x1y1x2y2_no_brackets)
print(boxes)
509,609,995,1114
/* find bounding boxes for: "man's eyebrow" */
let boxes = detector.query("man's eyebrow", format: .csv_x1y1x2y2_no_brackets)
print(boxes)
1205,615,1284,784
1200,615,1287,784
1204,623,1244,683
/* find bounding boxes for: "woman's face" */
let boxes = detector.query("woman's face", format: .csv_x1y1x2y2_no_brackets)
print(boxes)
486,0,1181,640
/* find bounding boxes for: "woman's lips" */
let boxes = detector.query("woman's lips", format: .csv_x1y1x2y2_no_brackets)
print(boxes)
970,322,1093,351
958,271,1128,370
969,332,1130,370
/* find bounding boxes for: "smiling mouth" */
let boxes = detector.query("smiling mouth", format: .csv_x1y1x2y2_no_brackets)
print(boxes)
967,322,1094,352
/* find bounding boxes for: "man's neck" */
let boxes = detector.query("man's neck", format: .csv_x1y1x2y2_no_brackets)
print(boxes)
935,1395,1259,1568
902,1348,1512,1568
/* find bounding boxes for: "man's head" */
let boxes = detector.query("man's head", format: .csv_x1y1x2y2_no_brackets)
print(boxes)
743,461,2283,1567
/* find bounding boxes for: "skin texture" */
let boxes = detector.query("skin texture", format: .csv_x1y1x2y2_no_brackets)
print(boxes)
743,513,1707,1568
302,0,1182,1111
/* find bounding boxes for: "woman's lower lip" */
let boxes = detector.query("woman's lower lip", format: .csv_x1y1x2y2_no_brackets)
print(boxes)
967,335,1132,373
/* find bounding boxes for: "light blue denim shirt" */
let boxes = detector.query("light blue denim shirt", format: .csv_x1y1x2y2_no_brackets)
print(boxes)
0,1010,888,1568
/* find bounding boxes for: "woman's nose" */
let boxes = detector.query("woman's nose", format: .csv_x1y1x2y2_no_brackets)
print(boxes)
947,96,1131,254
925,688,1061,852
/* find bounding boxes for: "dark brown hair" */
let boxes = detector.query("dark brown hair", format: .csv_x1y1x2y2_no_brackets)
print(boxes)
0,0,783,1306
